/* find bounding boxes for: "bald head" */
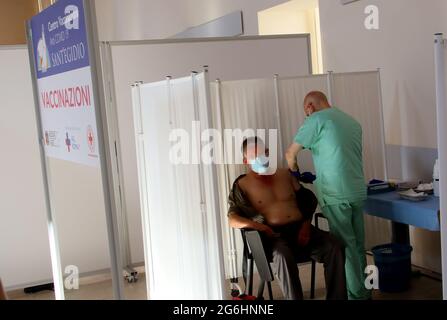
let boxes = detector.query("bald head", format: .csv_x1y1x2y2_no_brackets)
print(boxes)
303,91,331,117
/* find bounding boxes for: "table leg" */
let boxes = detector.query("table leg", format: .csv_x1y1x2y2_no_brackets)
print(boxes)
391,222,421,278
392,222,410,244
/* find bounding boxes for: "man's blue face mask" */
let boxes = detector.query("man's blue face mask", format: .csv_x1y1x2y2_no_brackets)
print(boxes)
249,155,270,174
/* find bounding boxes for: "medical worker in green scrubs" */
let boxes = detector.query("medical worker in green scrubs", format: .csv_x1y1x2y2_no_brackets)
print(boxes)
286,91,371,300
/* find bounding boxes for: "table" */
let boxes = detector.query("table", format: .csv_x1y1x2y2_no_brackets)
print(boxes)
364,191,440,244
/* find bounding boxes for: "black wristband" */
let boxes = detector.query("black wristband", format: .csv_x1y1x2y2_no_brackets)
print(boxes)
289,169,301,179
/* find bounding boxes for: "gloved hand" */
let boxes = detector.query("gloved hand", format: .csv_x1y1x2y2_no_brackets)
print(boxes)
289,169,301,179
300,172,317,184
289,170,316,184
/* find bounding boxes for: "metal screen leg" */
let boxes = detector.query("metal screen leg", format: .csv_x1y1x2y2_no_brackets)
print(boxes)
267,282,274,300
257,281,265,299
248,257,254,296
310,260,316,299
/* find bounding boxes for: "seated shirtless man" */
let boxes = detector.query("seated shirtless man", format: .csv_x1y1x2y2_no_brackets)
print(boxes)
228,137,347,300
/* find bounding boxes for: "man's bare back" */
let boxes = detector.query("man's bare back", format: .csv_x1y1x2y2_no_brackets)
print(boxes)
238,169,304,226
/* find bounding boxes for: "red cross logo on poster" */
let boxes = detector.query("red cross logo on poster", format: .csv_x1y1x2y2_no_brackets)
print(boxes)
87,125,95,153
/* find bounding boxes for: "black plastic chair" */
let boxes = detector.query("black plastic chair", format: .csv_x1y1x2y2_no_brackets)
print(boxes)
241,212,326,300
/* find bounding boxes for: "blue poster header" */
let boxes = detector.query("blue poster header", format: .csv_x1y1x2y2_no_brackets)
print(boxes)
30,0,90,79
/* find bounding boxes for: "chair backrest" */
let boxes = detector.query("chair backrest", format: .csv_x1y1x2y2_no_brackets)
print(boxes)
244,231,274,282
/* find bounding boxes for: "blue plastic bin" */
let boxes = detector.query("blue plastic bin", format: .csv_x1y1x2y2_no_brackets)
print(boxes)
372,243,413,293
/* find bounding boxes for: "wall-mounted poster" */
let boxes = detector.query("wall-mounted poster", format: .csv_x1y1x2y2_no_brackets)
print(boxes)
30,0,99,167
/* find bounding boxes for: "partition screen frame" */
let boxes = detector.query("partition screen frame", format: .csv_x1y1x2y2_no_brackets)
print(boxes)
105,34,313,76
434,33,447,300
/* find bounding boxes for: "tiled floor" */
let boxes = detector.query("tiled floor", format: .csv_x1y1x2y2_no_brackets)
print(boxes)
8,257,442,300
225,257,443,301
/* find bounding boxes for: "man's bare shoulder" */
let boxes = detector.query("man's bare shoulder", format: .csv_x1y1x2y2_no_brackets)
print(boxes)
276,168,290,174
275,168,292,178
276,168,301,190
236,174,249,191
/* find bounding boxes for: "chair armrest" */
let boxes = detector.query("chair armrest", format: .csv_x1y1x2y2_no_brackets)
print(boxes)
315,212,325,219
314,212,327,230
244,231,274,282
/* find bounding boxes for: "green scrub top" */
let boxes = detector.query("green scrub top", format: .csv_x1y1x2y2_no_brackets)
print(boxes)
294,107,367,206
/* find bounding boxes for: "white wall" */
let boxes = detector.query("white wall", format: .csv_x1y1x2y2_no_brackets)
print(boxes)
46,158,112,279
0,47,52,289
319,0,445,273
319,0,445,149
0,47,113,290
94,0,289,40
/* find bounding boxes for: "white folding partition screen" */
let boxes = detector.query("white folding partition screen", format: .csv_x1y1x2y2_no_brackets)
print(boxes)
277,75,329,172
330,71,391,249
211,78,279,177
330,72,388,181
132,72,224,300
210,78,280,280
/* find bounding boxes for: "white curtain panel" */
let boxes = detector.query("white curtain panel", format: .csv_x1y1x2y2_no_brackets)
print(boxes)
331,71,391,249
209,82,237,280
218,78,278,180
169,76,209,299
209,82,236,280
331,72,386,182
195,73,226,298
210,78,278,279
277,75,329,172
134,80,178,299
133,73,223,300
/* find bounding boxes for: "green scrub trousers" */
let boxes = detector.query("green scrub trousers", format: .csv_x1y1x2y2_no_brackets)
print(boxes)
294,107,371,300
322,201,370,300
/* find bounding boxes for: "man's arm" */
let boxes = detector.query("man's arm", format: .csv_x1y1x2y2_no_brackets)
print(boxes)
228,212,258,229
228,212,274,237
286,142,304,172
288,115,320,172
227,178,275,237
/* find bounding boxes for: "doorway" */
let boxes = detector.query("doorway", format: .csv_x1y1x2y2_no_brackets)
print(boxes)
258,0,323,74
